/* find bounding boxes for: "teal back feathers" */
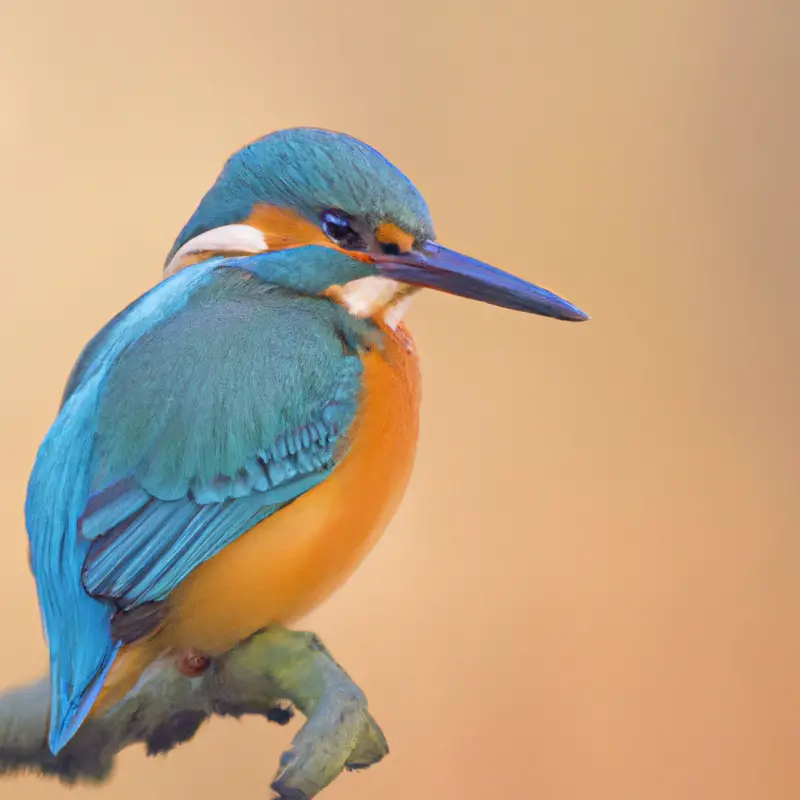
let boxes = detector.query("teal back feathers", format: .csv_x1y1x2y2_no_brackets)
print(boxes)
27,252,380,754
91,269,373,505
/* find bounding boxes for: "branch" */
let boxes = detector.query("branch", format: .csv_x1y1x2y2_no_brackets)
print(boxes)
0,627,388,798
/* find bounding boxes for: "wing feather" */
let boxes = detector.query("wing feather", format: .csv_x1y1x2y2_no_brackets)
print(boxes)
79,269,374,608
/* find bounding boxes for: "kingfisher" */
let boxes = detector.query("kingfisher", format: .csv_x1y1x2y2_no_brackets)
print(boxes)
25,127,588,756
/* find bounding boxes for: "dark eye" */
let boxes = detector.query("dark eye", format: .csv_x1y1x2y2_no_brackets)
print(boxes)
380,241,402,256
320,210,367,251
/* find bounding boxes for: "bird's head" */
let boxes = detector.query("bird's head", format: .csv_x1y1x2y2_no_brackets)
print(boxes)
165,127,588,324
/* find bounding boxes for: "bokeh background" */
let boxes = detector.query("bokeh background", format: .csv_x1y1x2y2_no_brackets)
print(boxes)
0,1,796,798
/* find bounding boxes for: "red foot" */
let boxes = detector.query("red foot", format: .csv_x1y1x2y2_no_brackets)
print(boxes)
177,648,211,677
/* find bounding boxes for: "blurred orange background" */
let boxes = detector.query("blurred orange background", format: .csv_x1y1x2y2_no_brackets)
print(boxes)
0,1,796,798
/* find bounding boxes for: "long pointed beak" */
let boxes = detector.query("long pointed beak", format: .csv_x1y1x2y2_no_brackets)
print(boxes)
374,241,589,321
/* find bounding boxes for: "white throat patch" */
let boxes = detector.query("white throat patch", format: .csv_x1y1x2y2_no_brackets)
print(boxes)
338,276,413,329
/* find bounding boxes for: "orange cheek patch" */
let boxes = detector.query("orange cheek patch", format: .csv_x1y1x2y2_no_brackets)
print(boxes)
245,204,330,250
246,203,379,265
375,222,415,254
245,204,376,264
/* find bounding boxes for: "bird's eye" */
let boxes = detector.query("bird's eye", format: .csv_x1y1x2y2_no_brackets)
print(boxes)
379,241,402,256
320,210,367,251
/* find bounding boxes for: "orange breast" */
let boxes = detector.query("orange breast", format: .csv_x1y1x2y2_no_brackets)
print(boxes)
101,317,420,700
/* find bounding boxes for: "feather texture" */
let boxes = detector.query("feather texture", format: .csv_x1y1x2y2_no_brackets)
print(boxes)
26,261,220,754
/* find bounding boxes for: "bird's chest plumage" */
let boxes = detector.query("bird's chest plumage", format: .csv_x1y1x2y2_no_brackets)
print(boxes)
157,320,421,654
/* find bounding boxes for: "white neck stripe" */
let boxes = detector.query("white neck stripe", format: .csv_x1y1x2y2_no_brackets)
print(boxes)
164,224,267,276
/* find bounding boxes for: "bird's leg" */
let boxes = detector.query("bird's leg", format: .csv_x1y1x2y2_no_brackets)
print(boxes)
176,648,211,678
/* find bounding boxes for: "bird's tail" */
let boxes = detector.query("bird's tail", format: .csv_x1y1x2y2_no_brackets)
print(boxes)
25,350,124,754
28,474,121,754
45,590,121,754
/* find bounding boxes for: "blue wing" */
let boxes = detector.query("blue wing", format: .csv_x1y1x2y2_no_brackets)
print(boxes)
26,261,375,754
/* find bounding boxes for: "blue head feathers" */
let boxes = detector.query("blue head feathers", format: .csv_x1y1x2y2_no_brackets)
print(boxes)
167,127,434,268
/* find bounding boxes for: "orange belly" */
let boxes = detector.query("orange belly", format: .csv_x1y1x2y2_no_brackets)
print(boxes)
95,318,420,709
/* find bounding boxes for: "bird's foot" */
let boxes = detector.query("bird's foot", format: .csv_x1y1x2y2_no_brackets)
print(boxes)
222,630,389,799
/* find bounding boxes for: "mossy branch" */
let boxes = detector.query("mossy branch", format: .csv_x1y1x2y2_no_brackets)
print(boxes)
0,627,388,799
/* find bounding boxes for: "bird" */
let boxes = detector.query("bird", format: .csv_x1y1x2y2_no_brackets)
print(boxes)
25,127,589,755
